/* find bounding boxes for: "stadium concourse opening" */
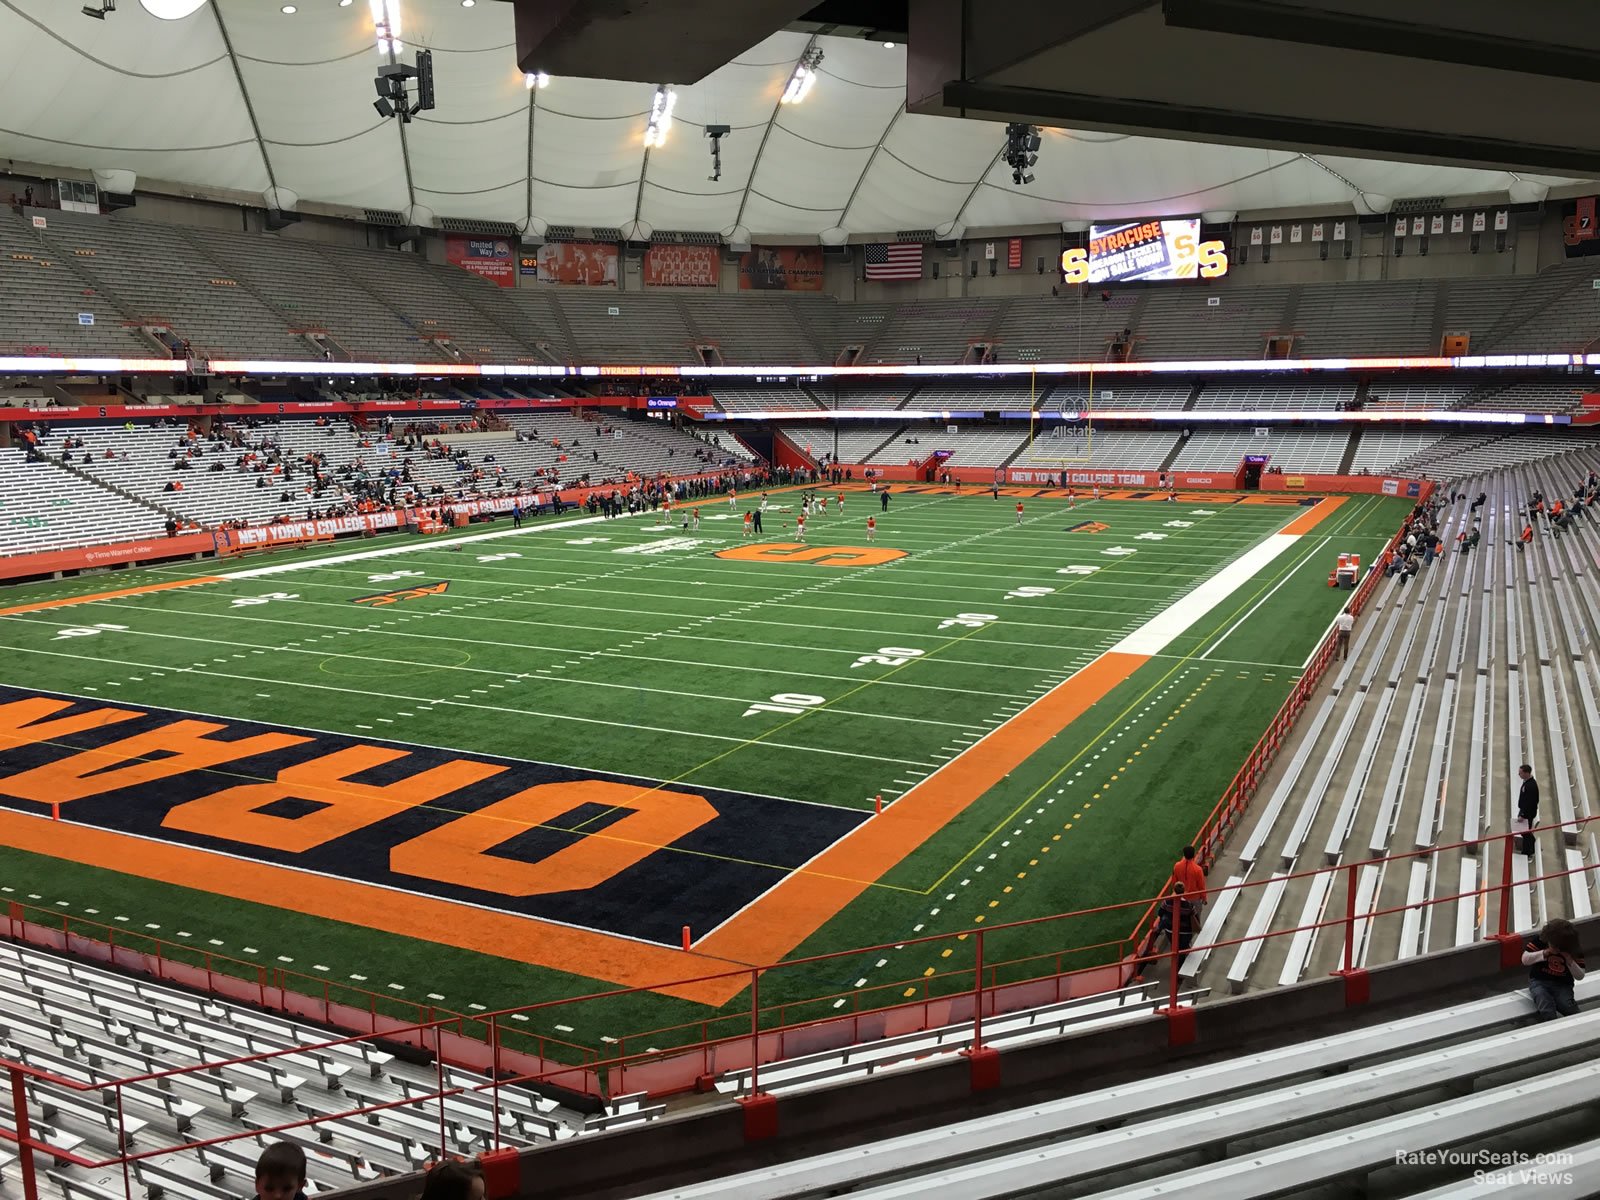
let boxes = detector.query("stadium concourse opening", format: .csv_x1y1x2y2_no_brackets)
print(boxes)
2,0,1600,1194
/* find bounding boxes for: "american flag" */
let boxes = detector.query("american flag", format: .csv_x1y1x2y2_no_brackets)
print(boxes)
864,242,923,281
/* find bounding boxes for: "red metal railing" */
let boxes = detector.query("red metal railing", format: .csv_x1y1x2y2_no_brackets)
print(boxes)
5,811,1595,1200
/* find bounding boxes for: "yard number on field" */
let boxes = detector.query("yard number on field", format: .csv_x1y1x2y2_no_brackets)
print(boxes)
851,646,926,669
743,692,826,718
368,569,425,583
1163,520,1193,528
53,623,127,642
1057,565,1099,576
1005,585,1055,600
938,612,998,630
230,592,299,609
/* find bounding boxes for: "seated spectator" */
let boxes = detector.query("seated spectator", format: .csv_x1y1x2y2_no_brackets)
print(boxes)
1523,918,1586,1021
253,1142,307,1200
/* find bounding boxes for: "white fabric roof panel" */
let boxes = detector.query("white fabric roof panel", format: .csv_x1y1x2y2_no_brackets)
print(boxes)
0,2,1593,238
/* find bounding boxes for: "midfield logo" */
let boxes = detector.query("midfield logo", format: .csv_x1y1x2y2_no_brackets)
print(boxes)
352,581,451,606
1068,521,1109,534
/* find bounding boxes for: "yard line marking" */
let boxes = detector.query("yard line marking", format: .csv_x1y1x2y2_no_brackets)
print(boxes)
693,492,1357,970
0,576,228,618
0,642,932,769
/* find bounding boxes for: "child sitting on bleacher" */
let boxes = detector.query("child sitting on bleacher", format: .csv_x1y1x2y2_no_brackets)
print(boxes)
1522,918,1586,1022
254,1142,307,1200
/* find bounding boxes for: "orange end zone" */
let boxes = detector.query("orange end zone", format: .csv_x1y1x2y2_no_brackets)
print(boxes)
0,576,227,618
1279,494,1347,535
695,650,1150,970
0,813,754,1005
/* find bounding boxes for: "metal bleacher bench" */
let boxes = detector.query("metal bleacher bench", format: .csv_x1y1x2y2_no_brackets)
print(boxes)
840,1010,1600,1200
715,985,1162,1098
636,979,1600,1200
132,1157,242,1200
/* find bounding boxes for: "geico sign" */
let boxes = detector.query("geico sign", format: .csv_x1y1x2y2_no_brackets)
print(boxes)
1059,237,1229,284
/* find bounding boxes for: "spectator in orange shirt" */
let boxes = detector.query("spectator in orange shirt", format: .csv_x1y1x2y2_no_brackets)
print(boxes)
1171,844,1206,910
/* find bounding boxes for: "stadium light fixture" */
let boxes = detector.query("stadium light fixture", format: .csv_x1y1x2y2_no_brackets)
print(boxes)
139,0,208,17
82,0,113,17
524,71,550,90
1005,122,1040,187
370,0,403,57
705,124,730,181
643,85,677,148
781,45,824,105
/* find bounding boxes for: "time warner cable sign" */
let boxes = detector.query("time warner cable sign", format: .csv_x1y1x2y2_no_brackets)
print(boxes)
1061,218,1228,283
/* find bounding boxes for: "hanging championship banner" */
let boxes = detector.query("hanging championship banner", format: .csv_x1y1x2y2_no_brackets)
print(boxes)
535,241,618,285
643,244,718,287
738,246,824,291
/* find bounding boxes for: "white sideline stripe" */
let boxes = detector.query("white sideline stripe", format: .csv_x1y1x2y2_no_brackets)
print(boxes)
216,513,618,580
1109,532,1304,657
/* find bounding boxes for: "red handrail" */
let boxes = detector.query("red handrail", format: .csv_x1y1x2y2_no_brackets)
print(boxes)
4,816,1591,1200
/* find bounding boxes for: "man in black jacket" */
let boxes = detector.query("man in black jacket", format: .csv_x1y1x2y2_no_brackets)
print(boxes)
1517,763,1540,857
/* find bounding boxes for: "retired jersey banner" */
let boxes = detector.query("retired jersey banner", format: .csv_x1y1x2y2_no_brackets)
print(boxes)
1250,227,1263,245
1290,225,1303,243
1450,213,1465,234
1430,215,1444,235
738,246,824,292
1568,197,1598,246
445,236,516,288
1311,222,1325,242
643,243,719,287
536,241,618,286
1333,221,1346,240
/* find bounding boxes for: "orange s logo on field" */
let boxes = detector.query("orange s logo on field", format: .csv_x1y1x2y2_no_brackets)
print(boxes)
352,581,451,606
715,544,905,568
1068,521,1110,534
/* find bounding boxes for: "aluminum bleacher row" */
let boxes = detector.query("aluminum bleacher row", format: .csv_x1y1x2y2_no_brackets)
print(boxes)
639,979,1600,1200
11,413,753,539
9,205,1600,365
1195,443,1600,1000
0,941,662,1200
0,446,171,555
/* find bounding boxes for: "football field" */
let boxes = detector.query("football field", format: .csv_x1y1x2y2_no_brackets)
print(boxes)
0,484,1409,1054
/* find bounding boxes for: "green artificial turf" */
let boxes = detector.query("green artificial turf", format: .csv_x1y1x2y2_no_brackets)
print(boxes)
0,488,1409,1058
